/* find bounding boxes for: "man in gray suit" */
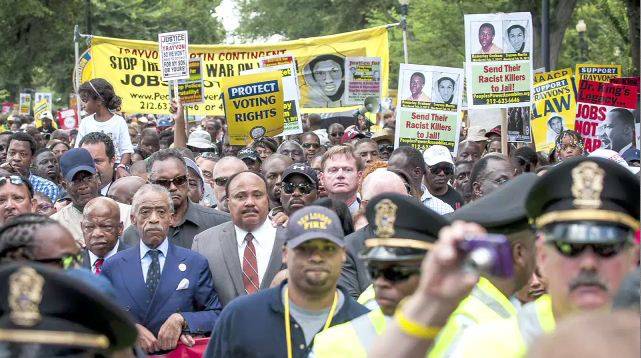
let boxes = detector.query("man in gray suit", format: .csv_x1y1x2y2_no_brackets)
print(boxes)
192,171,285,306
80,197,128,274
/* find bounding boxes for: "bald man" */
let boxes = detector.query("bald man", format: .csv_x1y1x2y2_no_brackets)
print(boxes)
211,157,248,212
340,169,410,298
80,197,127,274
107,176,146,205
129,160,148,182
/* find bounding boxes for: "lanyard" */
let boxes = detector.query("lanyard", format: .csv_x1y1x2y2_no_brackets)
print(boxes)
283,287,338,358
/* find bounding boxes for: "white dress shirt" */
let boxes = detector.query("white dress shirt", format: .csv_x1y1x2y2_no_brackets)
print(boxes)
88,241,120,274
140,238,169,282
235,220,277,285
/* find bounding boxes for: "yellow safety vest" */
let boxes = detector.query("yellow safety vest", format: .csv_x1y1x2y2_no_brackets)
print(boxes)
452,294,555,357
312,307,387,357
357,285,378,310
428,277,518,357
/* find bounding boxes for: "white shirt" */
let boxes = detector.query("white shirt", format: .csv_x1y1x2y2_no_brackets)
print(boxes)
234,220,277,285
75,113,134,160
420,184,454,215
140,238,169,282
88,241,120,274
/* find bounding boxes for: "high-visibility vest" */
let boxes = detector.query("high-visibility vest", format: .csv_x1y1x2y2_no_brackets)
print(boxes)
357,284,378,310
451,294,555,357
428,277,518,357
312,308,387,357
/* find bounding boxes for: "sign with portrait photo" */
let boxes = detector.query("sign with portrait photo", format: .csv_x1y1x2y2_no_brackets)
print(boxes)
343,57,381,105
464,12,533,109
394,64,463,154
18,93,31,115
507,107,532,143
531,74,577,152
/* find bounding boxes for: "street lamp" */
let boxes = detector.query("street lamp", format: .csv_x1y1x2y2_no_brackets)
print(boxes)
399,0,409,64
575,20,587,62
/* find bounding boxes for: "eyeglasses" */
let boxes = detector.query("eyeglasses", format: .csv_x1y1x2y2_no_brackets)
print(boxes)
282,181,314,195
150,175,188,188
302,143,321,149
378,144,394,153
214,176,229,187
0,176,26,186
367,265,421,283
548,240,630,258
330,132,344,137
35,253,83,269
429,165,453,175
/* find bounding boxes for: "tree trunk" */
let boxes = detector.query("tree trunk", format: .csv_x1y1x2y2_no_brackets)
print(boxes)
526,0,577,70
625,0,640,75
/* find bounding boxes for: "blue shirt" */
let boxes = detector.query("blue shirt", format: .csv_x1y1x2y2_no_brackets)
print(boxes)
140,238,168,282
29,173,59,202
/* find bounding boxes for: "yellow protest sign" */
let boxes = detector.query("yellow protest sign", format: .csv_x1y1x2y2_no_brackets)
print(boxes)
221,70,284,145
531,74,576,152
575,64,621,88
81,26,389,115
534,68,573,83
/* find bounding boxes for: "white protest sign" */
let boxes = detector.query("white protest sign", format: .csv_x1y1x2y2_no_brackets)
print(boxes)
158,30,189,81
344,57,382,105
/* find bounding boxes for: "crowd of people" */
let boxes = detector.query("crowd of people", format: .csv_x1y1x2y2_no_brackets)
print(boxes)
0,76,638,358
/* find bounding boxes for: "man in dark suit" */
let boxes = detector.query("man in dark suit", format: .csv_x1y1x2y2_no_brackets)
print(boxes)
192,171,285,306
81,196,128,274
102,184,222,354
122,149,230,249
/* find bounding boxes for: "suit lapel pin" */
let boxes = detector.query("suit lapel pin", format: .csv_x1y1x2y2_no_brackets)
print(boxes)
178,263,187,272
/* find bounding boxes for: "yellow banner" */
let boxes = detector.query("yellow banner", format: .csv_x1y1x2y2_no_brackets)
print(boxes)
221,71,284,145
81,26,389,115
575,63,621,88
534,68,573,83
531,74,576,152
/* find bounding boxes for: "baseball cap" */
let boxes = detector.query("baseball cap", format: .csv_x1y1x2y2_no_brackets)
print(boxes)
466,126,487,142
187,129,215,149
282,163,318,188
285,206,345,248
485,125,501,138
157,117,173,128
238,147,260,163
59,148,96,182
340,127,369,144
183,157,205,186
423,145,454,166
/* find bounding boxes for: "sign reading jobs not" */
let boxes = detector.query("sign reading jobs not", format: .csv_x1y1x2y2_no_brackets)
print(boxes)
158,31,189,81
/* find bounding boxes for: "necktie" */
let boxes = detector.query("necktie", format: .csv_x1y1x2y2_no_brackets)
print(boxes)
242,233,259,294
94,258,104,275
146,249,161,297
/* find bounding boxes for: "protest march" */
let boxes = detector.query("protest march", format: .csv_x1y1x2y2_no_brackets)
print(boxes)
0,1,639,357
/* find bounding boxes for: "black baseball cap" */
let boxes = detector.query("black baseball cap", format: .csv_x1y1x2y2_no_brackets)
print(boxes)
282,163,318,188
238,147,260,163
285,206,344,248
59,148,97,182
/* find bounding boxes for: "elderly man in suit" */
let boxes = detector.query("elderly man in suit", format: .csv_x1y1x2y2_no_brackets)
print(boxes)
102,184,222,354
81,196,128,274
192,171,285,306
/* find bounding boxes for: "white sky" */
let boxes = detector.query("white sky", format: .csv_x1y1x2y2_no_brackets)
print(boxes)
214,0,285,44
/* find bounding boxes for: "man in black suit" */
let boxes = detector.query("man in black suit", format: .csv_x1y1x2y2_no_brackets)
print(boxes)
81,197,128,274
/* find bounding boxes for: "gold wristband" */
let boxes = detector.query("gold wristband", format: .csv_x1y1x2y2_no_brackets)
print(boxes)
394,308,442,340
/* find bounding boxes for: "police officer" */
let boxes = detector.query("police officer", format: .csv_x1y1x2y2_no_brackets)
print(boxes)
313,193,449,357
452,157,639,357
429,173,539,357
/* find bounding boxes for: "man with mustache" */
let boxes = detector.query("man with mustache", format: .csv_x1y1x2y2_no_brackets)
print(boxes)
192,171,285,306
122,149,229,249
205,206,368,357
52,148,131,245
451,157,639,357
80,196,127,274
102,184,222,354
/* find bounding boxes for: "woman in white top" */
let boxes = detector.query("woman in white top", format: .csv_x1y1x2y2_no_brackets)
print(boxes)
76,78,133,178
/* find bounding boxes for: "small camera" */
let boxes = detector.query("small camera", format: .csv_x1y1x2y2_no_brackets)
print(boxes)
457,234,513,278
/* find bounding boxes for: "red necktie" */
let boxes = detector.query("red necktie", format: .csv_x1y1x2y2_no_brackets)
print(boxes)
242,233,259,294
94,258,104,275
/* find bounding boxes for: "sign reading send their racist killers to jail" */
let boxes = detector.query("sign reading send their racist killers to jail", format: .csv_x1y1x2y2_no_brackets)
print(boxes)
243,62,303,136
169,57,205,106
464,12,533,109
575,80,638,153
531,74,577,151
395,64,463,154
158,31,189,81
221,70,284,145
344,57,382,105
80,26,389,115
575,64,621,89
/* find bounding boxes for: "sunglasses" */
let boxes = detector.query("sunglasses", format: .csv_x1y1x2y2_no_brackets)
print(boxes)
429,165,453,175
548,240,630,258
0,175,25,186
367,265,421,283
214,176,229,187
378,144,394,153
330,132,345,137
150,175,188,188
35,253,83,269
282,181,314,195
302,142,321,149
